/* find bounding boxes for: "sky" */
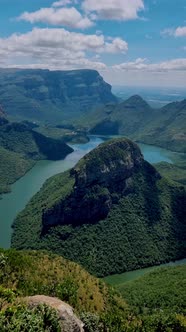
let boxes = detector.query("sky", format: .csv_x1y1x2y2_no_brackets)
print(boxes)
0,0,186,87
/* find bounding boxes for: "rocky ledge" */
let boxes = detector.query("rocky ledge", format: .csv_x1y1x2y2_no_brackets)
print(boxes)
26,295,84,332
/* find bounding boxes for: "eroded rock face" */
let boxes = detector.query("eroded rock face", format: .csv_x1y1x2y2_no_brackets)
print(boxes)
26,295,84,332
42,138,148,228
0,69,117,122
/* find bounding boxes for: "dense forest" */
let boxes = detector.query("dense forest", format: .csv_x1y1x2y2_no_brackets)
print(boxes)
81,95,186,153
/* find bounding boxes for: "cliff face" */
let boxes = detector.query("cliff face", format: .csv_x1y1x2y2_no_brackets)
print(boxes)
42,138,157,228
0,69,117,122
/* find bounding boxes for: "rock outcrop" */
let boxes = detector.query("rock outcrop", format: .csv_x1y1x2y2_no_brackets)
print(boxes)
26,295,84,332
42,138,157,228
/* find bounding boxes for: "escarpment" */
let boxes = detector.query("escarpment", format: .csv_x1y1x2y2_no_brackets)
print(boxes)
0,68,117,122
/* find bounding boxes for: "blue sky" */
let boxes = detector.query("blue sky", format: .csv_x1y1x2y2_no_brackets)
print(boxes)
1,0,186,87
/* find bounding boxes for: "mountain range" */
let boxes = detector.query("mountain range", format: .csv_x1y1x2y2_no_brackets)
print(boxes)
83,95,186,153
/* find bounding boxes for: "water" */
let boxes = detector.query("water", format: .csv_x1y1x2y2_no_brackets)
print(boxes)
0,136,181,249
0,136,103,249
104,259,186,286
138,143,174,164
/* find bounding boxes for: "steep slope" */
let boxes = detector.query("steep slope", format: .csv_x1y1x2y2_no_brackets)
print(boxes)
139,99,186,152
0,120,73,194
84,96,186,152
12,138,186,276
105,265,186,331
0,250,185,331
0,249,128,331
89,95,154,136
0,68,117,123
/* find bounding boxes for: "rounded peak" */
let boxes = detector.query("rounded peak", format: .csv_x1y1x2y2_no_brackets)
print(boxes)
123,95,150,108
74,137,144,177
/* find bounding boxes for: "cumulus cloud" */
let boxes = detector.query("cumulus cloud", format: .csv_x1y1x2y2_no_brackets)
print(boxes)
52,0,74,7
113,58,186,72
0,28,128,70
100,38,128,54
82,0,145,21
161,26,186,37
174,26,186,37
18,7,93,29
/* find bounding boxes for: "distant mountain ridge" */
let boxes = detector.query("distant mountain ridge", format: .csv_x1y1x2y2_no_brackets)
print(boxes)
84,95,186,152
0,68,117,123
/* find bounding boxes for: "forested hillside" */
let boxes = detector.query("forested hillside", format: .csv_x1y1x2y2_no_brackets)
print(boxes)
12,138,186,276
83,95,186,153
0,119,73,194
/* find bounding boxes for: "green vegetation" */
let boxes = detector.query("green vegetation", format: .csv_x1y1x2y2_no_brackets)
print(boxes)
106,265,186,332
0,300,61,332
12,138,186,277
0,120,73,195
0,68,117,123
81,95,186,153
155,155,186,188
0,146,34,194
0,250,185,331
117,266,186,315
0,249,129,331
34,124,89,144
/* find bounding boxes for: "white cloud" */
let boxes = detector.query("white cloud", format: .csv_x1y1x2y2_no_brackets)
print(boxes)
102,37,128,54
82,0,145,21
174,26,186,37
0,28,128,70
113,58,186,72
161,26,186,38
0,28,128,54
160,28,174,37
18,7,93,29
52,0,74,7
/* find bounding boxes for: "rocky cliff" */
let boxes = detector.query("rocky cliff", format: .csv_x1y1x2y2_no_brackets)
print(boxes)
42,139,148,228
0,68,117,123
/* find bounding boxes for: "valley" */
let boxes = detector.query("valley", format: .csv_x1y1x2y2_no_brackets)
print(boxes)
11,138,185,277
0,136,182,249
1,1,186,329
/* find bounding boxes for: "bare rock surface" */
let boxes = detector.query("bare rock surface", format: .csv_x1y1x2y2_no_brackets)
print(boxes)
26,295,84,332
